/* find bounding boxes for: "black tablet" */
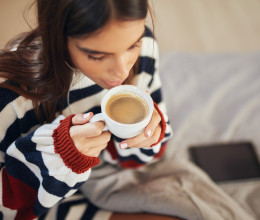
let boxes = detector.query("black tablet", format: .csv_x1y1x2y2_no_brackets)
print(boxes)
188,142,260,183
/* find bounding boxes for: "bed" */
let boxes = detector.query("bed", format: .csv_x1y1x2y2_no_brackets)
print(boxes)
160,52,260,219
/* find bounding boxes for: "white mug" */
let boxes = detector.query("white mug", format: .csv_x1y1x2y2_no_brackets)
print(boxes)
90,85,154,139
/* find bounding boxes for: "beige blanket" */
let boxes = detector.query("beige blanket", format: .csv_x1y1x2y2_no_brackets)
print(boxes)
80,156,254,220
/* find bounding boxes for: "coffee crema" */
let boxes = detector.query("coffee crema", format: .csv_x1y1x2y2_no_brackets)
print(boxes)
106,93,149,124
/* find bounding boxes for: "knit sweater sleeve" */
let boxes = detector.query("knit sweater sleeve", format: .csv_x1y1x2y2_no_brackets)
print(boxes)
0,91,99,219
103,27,173,168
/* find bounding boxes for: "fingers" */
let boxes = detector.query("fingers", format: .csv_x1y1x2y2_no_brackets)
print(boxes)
84,131,111,148
69,113,111,158
144,108,161,138
84,144,108,157
119,108,162,149
70,113,106,138
70,121,106,138
71,107,161,151
120,124,161,149
79,131,111,156
71,112,93,125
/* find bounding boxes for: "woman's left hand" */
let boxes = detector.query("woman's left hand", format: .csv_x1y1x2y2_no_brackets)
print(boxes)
119,107,162,149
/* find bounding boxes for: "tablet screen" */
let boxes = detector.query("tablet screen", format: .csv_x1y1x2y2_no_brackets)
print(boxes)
188,142,260,183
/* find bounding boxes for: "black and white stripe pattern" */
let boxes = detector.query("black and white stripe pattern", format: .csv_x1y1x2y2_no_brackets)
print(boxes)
0,26,173,219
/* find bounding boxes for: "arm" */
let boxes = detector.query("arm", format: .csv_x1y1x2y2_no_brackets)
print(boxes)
0,92,101,219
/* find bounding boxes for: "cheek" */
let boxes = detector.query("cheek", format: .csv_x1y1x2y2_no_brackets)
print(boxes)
128,50,140,66
80,61,106,79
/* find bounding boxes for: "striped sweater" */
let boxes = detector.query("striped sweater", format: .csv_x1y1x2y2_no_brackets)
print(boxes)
0,27,173,219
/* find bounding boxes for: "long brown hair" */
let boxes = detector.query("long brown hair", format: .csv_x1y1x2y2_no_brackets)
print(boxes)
0,0,152,123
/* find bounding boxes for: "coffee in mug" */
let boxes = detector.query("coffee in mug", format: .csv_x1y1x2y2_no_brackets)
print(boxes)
89,85,154,139
106,93,149,124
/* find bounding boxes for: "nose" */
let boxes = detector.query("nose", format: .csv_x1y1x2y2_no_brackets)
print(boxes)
112,55,129,79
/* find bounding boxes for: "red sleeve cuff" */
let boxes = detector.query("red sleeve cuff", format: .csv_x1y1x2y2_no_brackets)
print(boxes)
53,114,100,174
151,102,167,147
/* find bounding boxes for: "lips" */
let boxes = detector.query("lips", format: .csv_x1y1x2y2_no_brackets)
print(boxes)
104,80,124,87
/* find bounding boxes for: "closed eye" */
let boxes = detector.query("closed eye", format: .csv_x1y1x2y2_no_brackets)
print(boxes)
128,40,142,51
87,54,106,61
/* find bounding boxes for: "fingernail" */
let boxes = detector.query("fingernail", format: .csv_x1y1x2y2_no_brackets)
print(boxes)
120,143,128,149
83,113,90,119
146,130,152,137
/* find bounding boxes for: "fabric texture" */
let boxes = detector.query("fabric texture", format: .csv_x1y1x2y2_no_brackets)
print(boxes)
53,114,100,173
80,157,254,220
0,26,173,219
159,52,260,219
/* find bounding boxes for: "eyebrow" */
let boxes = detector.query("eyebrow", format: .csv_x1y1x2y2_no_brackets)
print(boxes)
76,28,145,55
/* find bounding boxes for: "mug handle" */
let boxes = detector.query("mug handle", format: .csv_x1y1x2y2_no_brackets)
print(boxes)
89,113,108,131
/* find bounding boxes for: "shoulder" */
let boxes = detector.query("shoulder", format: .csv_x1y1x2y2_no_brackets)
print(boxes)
144,25,154,38
138,26,159,76
0,84,20,112
0,80,33,116
0,84,35,139
140,26,159,59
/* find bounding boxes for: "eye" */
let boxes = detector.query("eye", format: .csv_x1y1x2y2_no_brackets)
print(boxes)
128,40,142,51
87,54,106,62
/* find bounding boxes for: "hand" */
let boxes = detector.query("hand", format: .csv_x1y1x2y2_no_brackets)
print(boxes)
119,107,162,149
69,113,111,157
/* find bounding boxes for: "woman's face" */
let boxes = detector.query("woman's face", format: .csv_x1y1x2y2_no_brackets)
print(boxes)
68,19,145,89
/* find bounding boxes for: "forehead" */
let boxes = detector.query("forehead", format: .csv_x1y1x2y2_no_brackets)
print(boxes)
72,19,146,53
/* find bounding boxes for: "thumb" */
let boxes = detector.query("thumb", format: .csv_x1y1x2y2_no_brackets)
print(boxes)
71,112,93,125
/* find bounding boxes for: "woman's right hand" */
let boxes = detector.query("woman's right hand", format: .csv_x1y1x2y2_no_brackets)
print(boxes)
69,113,111,157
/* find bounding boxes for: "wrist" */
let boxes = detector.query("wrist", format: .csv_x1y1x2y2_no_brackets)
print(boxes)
53,114,100,174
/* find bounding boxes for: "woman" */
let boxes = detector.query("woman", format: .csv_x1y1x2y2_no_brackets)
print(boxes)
0,0,174,219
